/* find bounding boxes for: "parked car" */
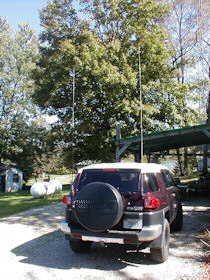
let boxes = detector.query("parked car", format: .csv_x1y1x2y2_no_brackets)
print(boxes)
61,162,183,263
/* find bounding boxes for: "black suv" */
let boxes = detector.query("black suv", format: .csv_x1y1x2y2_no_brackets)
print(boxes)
61,163,183,263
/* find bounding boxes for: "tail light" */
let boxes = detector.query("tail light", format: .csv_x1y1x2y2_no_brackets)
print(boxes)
103,168,117,171
62,195,72,206
144,193,160,209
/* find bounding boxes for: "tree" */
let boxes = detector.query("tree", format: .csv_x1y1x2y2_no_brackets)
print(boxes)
0,18,50,180
35,0,182,165
163,0,210,174
163,0,209,124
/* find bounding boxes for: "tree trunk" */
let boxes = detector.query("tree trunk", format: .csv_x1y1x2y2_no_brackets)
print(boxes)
177,149,184,176
184,147,188,175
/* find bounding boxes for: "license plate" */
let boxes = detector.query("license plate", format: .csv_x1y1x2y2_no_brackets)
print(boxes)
82,236,124,244
123,218,142,229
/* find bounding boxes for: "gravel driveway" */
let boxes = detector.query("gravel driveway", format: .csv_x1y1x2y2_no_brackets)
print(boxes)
0,197,209,280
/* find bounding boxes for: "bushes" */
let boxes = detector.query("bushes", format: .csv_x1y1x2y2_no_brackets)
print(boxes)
200,228,210,259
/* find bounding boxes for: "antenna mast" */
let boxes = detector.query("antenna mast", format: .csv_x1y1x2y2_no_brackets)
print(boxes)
138,45,143,162
72,65,75,171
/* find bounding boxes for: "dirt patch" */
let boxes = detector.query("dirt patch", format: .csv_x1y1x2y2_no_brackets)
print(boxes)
0,197,209,280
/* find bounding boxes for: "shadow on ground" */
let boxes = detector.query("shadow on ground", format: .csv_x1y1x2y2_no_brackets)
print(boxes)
11,197,210,271
170,196,210,263
11,229,158,270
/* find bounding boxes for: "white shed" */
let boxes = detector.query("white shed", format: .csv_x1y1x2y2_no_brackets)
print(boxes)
0,163,23,192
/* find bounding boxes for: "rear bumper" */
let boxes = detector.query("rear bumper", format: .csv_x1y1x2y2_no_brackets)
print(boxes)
61,221,162,244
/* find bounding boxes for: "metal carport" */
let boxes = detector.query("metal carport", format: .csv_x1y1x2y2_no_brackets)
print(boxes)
115,123,210,162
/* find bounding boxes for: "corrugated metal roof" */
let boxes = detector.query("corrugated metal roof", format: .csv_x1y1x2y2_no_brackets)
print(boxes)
115,123,210,154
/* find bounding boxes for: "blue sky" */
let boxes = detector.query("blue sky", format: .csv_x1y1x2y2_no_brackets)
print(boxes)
0,0,82,33
0,0,49,32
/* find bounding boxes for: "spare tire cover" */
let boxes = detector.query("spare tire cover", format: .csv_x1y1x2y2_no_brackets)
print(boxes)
75,182,123,232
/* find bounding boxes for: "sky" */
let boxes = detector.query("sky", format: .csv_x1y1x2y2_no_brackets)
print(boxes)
0,0,49,32
0,0,81,124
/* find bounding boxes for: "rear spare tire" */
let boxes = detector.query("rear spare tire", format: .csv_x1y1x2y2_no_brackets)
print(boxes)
74,182,123,232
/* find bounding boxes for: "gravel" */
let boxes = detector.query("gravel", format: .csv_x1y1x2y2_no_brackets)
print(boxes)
0,197,209,280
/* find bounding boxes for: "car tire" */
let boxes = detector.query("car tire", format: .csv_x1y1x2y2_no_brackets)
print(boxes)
74,182,123,232
69,239,92,253
171,202,183,232
151,218,170,263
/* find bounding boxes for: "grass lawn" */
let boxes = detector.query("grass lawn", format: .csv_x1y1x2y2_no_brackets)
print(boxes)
0,171,205,218
26,173,76,186
180,172,201,184
0,185,71,218
0,173,76,218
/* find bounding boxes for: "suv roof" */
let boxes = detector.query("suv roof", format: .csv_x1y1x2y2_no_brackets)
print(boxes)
78,162,168,174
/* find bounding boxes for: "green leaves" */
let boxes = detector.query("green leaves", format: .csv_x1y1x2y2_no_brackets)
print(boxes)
34,0,202,164
0,18,50,180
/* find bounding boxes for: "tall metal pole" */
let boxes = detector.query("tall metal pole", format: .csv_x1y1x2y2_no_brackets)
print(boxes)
138,45,143,162
72,65,75,174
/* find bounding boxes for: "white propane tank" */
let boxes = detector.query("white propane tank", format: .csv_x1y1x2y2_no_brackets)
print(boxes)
30,180,62,198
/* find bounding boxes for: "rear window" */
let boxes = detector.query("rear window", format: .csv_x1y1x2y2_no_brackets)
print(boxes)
78,169,141,192
161,169,173,188
142,173,159,193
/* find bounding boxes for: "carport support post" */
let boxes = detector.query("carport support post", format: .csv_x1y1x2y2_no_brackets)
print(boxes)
203,91,210,174
116,123,121,162
135,153,140,163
